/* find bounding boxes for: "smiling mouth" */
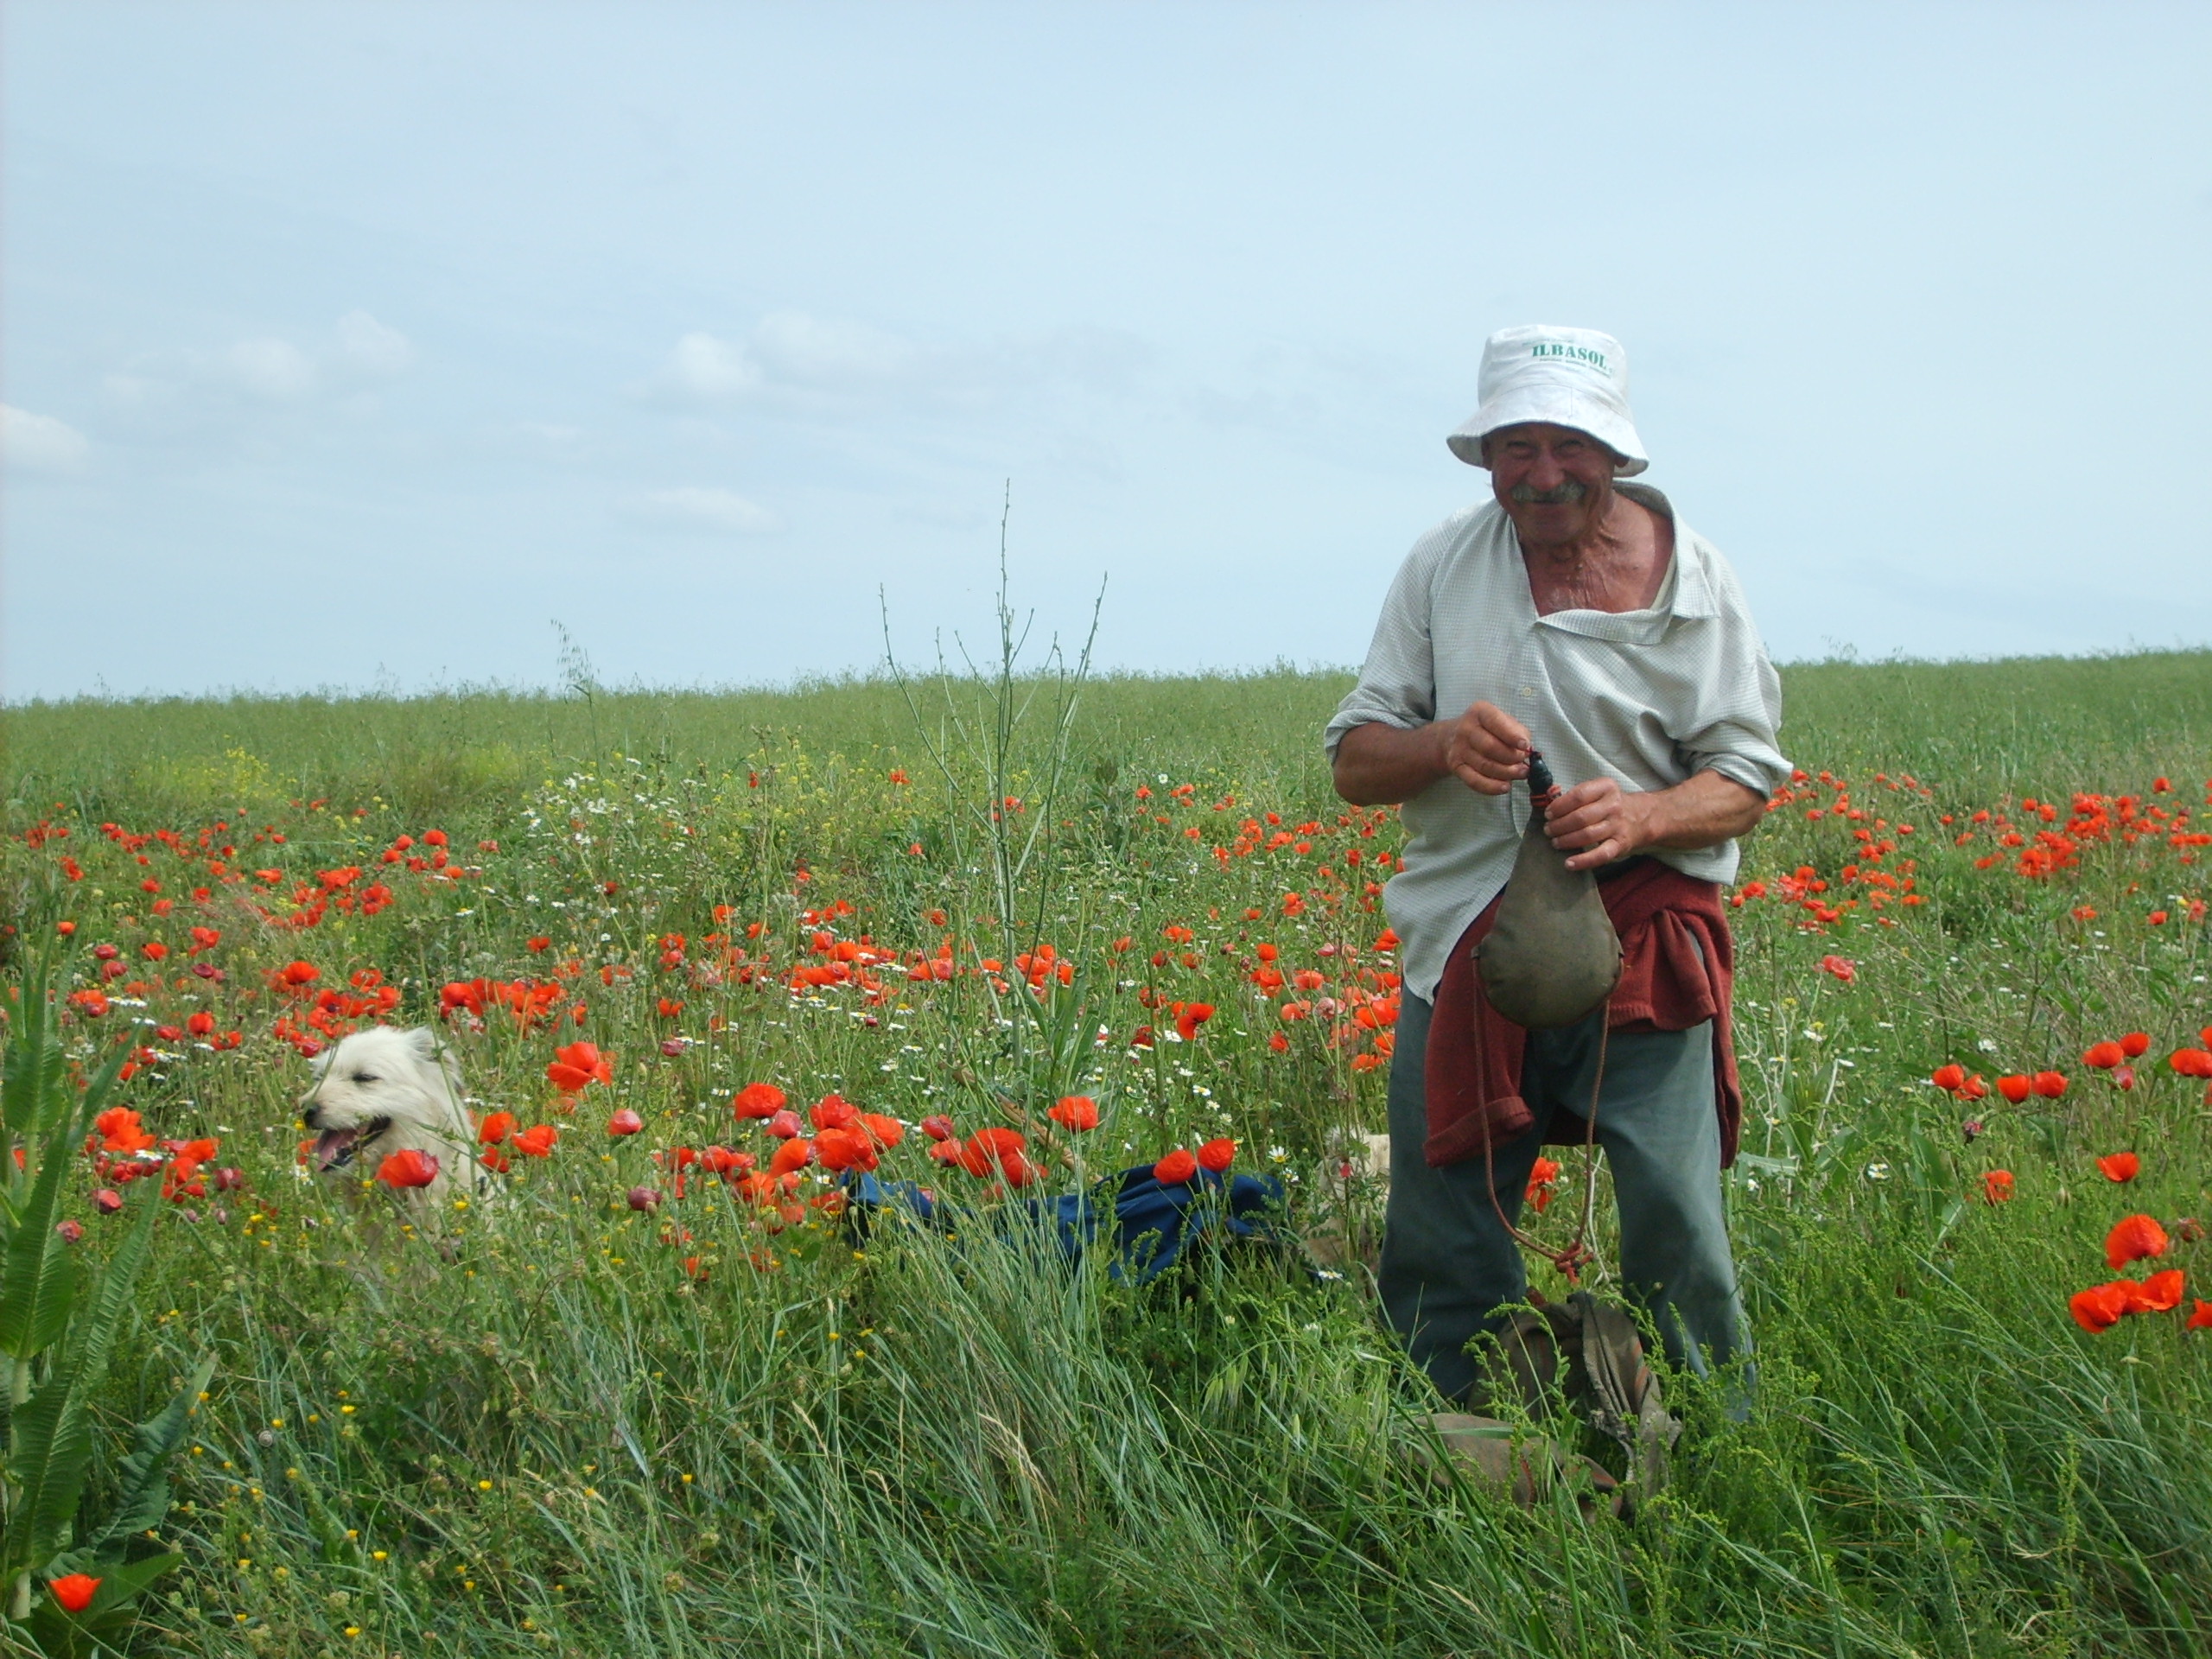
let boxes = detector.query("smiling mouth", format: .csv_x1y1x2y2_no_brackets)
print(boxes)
314,1116,392,1172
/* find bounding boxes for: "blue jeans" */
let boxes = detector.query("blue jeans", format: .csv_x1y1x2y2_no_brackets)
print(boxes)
1378,992,1746,1403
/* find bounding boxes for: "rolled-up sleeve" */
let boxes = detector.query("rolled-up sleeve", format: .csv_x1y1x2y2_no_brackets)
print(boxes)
1323,547,1440,763
1672,592,1790,801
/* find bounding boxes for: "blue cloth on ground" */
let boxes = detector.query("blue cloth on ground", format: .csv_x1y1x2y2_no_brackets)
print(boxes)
846,1162,1287,1284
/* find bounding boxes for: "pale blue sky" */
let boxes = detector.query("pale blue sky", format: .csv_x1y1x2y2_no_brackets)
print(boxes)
6,3,2209,700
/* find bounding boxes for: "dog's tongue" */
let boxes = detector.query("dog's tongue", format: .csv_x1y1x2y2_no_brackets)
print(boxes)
314,1126,361,1171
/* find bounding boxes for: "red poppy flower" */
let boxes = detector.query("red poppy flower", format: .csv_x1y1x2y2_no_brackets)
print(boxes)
763,1109,803,1140
1527,1155,1562,1212
1173,1002,1216,1042
2120,1268,2186,1313
810,1094,860,1131
376,1148,440,1189
1819,955,1855,985
512,1124,558,1158
2083,1041,2125,1070
2031,1071,2068,1098
48,1574,99,1614
2188,1300,2212,1331
733,1082,786,1118
1198,1137,1236,1173
1931,1063,1967,1092
478,1111,517,1146
1154,1147,1198,1185
959,1126,1028,1179
1995,1075,2031,1105
919,1114,955,1141
1980,1169,2014,1203
927,1137,964,1167
768,1137,814,1176
2105,1213,2169,1269
546,1041,613,1093
2120,1032,2150,1058
2170,1048,2212,1079
2096,1151,2140,1183
815,1127,878,1173
96,1106,156,1155
2069,1282,2130,1332
1049,1096,1100,1132
607,1109,644,1136
860,1112,905,1149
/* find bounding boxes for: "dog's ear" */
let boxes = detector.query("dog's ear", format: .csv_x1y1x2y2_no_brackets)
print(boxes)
405,1026,468,1100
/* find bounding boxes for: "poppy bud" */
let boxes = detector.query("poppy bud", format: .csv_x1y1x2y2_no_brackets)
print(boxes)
607,1109,645,1136
919,1115,955,1141
659,1039,687,1058
1961,1119,1983,1143
54,1219,83,1243
628,1185,663,1211
92,1187,124,1215
213,1166,245,1192
764,1109,802,1139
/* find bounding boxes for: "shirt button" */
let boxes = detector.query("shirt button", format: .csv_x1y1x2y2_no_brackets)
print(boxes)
1518,686,1535,696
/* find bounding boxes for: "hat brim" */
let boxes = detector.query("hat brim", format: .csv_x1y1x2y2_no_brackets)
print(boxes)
1447,389,1648,476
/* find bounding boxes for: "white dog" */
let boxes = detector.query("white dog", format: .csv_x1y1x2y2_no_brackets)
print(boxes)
299,1026,486,1212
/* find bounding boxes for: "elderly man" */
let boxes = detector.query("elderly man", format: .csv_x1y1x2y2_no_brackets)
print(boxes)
1325,323,1788,1405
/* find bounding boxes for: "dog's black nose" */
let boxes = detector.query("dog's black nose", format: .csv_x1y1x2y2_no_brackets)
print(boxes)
300,1105,323,1129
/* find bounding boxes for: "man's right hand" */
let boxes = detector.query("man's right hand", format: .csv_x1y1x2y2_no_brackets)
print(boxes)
1331,702,1531,805
1439,701,1531,796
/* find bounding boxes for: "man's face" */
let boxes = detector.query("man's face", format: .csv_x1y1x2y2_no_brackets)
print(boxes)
1485,423,1618,550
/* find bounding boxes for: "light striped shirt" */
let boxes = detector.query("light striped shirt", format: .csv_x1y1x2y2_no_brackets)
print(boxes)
1324,484,1789,1003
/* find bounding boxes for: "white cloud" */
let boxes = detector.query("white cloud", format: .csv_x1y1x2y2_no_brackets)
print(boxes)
658,332,761,400
640,311,1148,412
629,486,781,535
97,312,416,425
1,404,90,474
334,309,416,378
225,337,318,401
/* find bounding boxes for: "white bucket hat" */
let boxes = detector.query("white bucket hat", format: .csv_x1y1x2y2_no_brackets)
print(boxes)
1447,324,1649,476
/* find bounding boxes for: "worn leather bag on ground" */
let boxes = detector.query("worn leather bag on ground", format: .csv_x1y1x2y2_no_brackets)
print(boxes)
1421,1291,1682,1520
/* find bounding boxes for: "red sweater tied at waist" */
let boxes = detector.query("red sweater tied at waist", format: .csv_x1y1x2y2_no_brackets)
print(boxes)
1422,858,1743,1170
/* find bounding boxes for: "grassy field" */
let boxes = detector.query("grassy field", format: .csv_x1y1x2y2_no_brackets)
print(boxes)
3,646,2211,1657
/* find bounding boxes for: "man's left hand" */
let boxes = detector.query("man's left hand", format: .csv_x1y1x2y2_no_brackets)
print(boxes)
1541,778,1650,872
